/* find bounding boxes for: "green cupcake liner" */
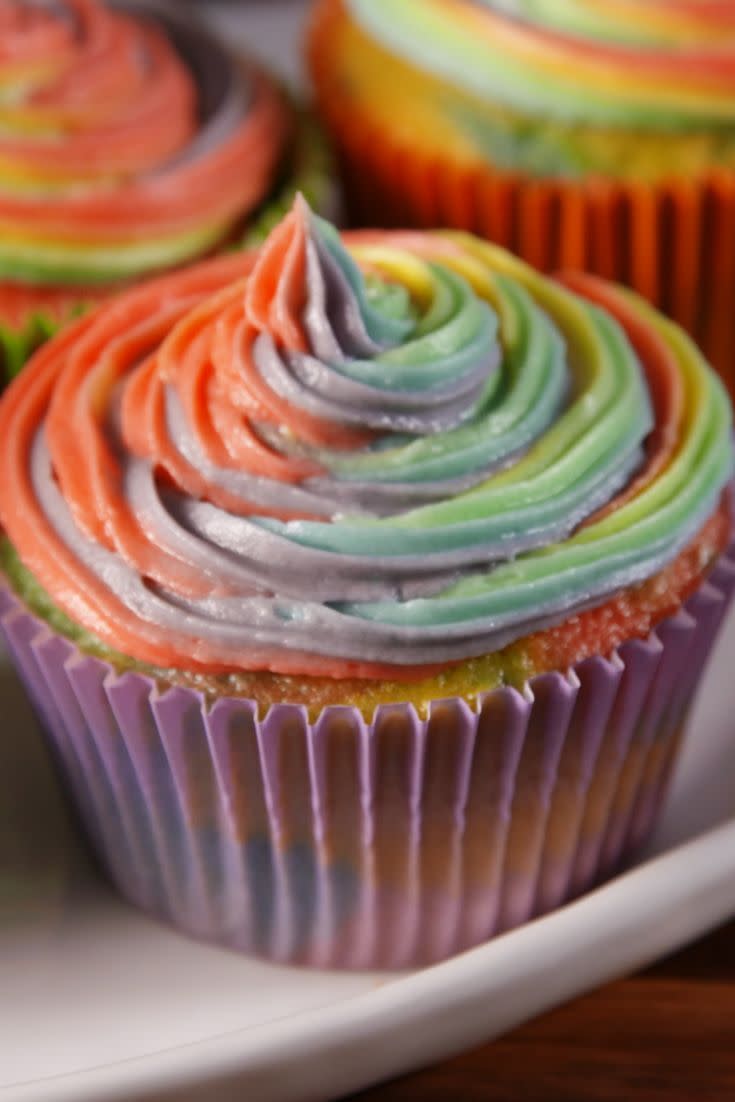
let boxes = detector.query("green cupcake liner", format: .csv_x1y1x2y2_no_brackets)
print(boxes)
0,313,63,390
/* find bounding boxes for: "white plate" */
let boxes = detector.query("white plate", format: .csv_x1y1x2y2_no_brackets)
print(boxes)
3,4,735,1100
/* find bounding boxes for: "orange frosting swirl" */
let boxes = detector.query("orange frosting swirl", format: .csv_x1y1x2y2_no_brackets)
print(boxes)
0,0,290,291
0,199,732,683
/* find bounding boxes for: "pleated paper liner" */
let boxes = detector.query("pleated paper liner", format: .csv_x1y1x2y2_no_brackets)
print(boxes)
1,542,733,971
309,6,735,404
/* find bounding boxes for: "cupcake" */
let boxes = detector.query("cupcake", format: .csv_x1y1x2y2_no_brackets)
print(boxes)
309,0,735,401
0,0,332,387
1,197,733,969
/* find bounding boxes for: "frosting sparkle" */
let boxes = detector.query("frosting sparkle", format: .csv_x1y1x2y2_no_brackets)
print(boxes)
0,198,731,679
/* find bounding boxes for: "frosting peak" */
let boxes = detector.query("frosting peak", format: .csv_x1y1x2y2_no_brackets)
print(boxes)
244,193,409,361
204,195,501,470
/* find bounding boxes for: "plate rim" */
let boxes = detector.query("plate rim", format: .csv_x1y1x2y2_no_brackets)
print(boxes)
8,815,735,1102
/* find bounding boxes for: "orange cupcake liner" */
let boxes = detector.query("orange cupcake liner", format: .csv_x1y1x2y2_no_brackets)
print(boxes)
309,0,735,400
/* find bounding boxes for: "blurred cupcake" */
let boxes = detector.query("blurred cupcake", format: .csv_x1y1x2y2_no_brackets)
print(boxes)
0,197,733,969
309,0,735,400
0,0,332,386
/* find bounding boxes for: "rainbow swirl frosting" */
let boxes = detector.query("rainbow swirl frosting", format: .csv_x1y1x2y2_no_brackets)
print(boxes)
346,0,735,130
0,198,732,683
0,0,289,289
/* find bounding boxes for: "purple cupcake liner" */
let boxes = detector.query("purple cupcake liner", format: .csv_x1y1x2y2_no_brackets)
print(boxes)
2,544,734,970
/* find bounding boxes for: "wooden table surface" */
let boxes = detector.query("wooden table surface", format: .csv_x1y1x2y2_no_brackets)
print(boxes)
349,919,735,1101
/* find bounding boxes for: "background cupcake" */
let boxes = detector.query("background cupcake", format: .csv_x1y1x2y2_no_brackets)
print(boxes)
0,0,332,387
0,198,732,969
309,0,735,401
